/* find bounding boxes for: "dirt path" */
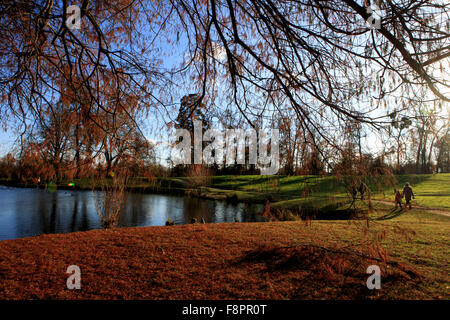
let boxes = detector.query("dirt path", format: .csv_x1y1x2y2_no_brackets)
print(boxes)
372,199,450,217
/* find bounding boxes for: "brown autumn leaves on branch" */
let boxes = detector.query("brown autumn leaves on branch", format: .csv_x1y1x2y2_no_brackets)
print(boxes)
0,0,448,156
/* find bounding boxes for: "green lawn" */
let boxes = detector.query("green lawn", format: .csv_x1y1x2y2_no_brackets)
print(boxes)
209,174,450,210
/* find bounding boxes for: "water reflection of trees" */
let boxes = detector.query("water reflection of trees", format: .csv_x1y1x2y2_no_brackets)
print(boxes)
5,189,265,240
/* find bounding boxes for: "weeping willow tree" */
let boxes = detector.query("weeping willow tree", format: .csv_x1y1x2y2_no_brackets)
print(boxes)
93,169,129,229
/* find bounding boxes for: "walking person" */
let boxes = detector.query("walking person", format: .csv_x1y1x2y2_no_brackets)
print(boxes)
359,182,369,200
402,183,415,209
394,189,403,209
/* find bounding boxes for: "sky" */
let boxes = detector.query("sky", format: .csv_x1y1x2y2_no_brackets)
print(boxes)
0,131,15,156
0,3,448,165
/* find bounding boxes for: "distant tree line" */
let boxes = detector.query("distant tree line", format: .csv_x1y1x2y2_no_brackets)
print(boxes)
0,94,448,182
0,100,157,183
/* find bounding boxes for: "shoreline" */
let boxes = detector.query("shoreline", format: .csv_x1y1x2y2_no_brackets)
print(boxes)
0,179,269,204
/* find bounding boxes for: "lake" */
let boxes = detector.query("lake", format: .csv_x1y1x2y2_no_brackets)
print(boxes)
0,186,266,241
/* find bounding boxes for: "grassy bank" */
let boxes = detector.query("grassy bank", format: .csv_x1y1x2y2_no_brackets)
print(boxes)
0,208,448,299
210,174,450,210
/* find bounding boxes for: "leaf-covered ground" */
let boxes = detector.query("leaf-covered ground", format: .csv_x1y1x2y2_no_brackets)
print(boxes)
0,212,448,300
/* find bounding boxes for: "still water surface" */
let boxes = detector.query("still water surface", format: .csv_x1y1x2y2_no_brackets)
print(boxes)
0,186,265,241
